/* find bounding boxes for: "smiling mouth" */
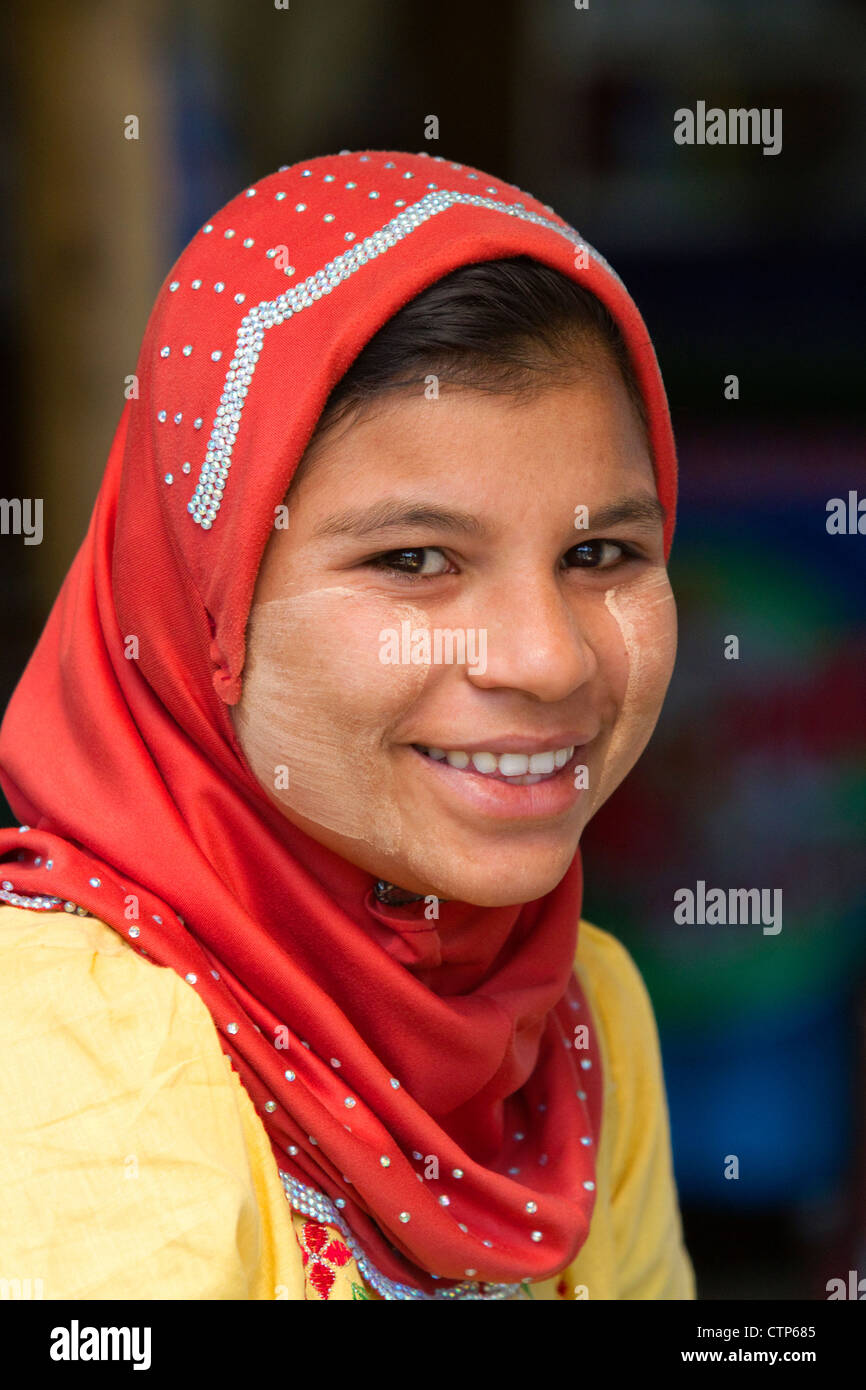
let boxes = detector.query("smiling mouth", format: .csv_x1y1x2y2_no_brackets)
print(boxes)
412,743,579,786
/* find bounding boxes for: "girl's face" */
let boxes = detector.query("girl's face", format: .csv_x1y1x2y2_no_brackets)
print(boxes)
231,364,676,907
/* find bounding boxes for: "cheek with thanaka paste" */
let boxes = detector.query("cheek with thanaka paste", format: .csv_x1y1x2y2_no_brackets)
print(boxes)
589,571,677,816
232,587,432,854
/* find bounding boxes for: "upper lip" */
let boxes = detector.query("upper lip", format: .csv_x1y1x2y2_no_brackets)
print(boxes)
412,732,597,754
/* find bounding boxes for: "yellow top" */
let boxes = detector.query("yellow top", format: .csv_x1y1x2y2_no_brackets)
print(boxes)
0,903,695,1301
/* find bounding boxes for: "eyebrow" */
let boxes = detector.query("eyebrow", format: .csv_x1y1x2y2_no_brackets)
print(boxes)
310,492,666,541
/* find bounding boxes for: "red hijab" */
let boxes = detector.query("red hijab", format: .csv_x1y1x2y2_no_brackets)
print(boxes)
0,150,677,1298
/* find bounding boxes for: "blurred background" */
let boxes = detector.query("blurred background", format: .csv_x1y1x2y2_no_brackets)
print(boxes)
2,0,864,1298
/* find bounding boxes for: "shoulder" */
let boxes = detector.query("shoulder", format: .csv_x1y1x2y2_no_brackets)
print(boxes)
574,916,650,1000
574,919,696,1299
574,918,659,1065
574,919,664,1167
0,904,301,1298
0,903,223,1081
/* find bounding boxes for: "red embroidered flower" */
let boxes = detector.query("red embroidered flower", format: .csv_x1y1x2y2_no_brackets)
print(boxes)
302,1221,328,1258
298,1219,354,1300
309,1261,336,1299
324,1238,352,1266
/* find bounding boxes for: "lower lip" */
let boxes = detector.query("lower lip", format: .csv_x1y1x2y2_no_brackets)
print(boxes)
409,745,587,821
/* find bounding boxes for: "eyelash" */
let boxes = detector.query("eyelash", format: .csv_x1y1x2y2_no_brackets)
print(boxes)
363,540,641,583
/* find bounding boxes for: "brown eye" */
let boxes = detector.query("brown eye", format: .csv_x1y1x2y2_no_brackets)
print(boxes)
368,547,451,578
566,540,629,569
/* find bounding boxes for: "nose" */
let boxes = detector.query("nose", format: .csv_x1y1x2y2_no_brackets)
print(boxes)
466,570,599,702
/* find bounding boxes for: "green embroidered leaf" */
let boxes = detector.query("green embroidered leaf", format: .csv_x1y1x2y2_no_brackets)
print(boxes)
520,1280,535,1299
351,1281,372,1300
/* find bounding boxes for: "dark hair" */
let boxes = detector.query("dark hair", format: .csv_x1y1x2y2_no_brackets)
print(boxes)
306,255,649,453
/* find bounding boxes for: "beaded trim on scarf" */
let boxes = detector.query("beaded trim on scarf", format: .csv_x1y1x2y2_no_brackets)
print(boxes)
187,186,622,529
279,1170,531,1300
0,884,90,914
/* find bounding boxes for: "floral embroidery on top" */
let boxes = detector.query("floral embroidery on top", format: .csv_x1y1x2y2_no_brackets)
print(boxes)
295,1217,359,1300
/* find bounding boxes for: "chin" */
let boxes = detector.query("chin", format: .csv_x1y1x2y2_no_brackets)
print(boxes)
408,848,577,909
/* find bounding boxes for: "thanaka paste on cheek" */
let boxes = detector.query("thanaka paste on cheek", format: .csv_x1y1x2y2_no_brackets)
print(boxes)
588,570,677,816
232,587,432,855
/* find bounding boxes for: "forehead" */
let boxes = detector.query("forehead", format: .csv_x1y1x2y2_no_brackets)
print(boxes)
292,374,653,506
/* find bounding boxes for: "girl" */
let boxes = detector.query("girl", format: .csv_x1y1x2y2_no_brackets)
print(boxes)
0,149,694,1300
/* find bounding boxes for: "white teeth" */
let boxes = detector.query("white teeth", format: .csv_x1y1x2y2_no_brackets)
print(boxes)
471,752,498,774
420,744,576,778
498,753,529,776
528,751,556,774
